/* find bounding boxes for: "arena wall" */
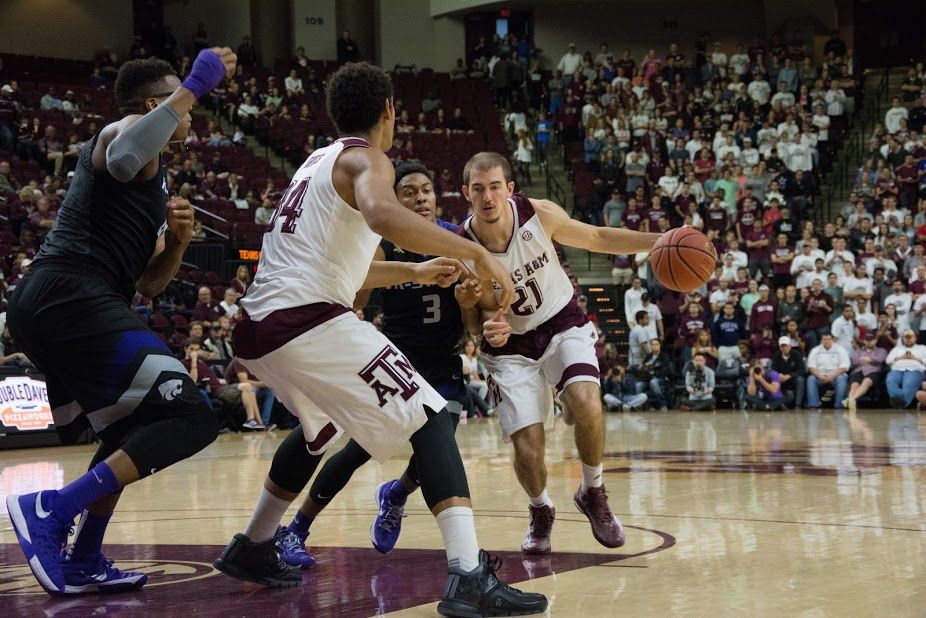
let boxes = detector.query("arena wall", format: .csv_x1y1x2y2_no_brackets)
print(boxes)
0,0,132,59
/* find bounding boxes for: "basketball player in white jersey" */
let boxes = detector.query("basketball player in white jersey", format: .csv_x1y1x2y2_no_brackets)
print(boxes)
457,152,661,554
213,64,546,617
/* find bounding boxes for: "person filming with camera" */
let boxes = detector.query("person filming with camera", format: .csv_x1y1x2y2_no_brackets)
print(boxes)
744,359,792,411
680,353,716,411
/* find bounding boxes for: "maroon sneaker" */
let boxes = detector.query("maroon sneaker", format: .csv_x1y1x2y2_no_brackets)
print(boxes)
520,505,555,555
574,485,625,548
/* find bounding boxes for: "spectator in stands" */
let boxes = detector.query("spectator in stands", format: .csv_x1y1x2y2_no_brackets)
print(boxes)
38,125,64,176
745,358,791,411
885,330,926,408
39,87,62,111
713,301,744,361
842,332,886,410
0,160,19,193
557,43,582,85
803,279,836,348
28,196,57,237
771,336,806,408
680,353,716,412
219,288,240,320
635,338,672,411
885,97,908,135
831,304,859,352
226,357,276,430
514,129,533,186
181,338,221,409
204,324,234,361
337,30,360,63
628,310,653,367
602,365,648,411
192,286,223,324
254,198,274,225
230,265,251,297
237,35,257,67
805,332,850,409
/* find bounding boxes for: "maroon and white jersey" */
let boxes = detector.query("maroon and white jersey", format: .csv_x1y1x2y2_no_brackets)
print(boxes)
242,138,378,320
461,194,577,335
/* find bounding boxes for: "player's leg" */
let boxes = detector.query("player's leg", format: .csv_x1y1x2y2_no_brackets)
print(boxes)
546,323,625,548
5,281,219,595
368,405,462,554
482,351,557,554
233,315,545,614
214,382,333,586
277,437,373,564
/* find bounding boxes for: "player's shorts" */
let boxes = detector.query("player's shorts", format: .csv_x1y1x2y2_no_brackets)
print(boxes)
7,265,205,444
234,304,447,462
481,321,600,436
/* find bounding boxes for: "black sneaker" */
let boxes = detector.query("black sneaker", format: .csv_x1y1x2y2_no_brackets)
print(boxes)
437,550,547,617
889,396,905,409
213,533,302,587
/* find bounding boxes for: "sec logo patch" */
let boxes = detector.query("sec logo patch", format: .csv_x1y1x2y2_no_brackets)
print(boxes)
521,230,533,241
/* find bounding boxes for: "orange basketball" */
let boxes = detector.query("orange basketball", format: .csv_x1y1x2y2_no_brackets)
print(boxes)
650,227,718,292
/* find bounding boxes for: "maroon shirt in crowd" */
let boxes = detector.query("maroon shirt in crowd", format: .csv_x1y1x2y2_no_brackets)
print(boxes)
745,228,770,260
181,358,221,394
804,290,835,330
749,333,777,360
750,299,777,333
192,300,223,323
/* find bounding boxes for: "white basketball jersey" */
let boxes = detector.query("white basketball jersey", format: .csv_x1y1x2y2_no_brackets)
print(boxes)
462,194,575,334
241,138,379,320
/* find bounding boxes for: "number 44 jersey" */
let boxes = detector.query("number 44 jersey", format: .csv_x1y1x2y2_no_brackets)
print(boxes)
460,193,577,335
241,138,381,320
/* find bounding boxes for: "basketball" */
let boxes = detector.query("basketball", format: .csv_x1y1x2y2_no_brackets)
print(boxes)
650,227,718,292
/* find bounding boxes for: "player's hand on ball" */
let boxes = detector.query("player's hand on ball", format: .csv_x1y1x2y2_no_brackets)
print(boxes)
167,197,195,245
454,277,483,309
483,308,511,348
415,257,464,287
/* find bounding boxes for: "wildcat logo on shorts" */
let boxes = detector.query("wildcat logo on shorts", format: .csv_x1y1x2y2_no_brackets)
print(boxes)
158,379,184,401
358,345,420,407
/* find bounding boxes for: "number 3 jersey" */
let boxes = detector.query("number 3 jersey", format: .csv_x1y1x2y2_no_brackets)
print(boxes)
241,138,380,320
460,193,586,341
379,226,464,398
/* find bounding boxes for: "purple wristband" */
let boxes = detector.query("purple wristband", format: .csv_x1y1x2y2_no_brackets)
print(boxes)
182,50,227,99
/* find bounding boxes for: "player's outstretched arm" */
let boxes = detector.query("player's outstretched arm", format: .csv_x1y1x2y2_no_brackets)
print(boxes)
532,198,662,255
93,47,237,182
347,149,514,309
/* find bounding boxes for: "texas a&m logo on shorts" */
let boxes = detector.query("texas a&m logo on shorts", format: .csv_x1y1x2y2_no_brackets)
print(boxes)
358,345,421,407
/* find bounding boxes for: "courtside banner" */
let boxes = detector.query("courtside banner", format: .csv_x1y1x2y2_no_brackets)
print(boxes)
0,376,52,432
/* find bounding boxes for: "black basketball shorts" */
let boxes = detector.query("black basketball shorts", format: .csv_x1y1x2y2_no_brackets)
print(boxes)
8,266,205,444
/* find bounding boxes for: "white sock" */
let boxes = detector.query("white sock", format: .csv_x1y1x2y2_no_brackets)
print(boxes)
436,506,480,572
528,489,554,508
581,463,604,490
244,488,291,543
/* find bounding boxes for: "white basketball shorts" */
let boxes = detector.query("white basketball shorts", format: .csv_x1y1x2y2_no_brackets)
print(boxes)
481,321,600,436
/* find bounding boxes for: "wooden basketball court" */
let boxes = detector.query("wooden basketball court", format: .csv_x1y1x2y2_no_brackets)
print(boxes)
2,410,925,616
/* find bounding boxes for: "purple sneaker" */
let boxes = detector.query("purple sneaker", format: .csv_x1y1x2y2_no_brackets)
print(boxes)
370,480,406,554
574,485,625,548
275,525,316,568
520,505,555,555
61,552,148,594
5,491,71,594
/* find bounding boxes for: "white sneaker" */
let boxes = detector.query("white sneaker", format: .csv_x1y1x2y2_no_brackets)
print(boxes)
242,419,259,430
847,398,856,413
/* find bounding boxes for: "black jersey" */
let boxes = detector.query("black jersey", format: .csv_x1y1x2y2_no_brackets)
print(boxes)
380,227,463,392
35,132,168,303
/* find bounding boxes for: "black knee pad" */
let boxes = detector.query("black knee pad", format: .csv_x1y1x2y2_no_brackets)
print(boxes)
269,425,324,494
308,439,372,506
410,408,469,509
120,399,218,478
404,409,461,487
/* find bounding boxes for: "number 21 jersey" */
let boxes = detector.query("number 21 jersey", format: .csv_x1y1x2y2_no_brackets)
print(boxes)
460,193,575,335
241,138,380,320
